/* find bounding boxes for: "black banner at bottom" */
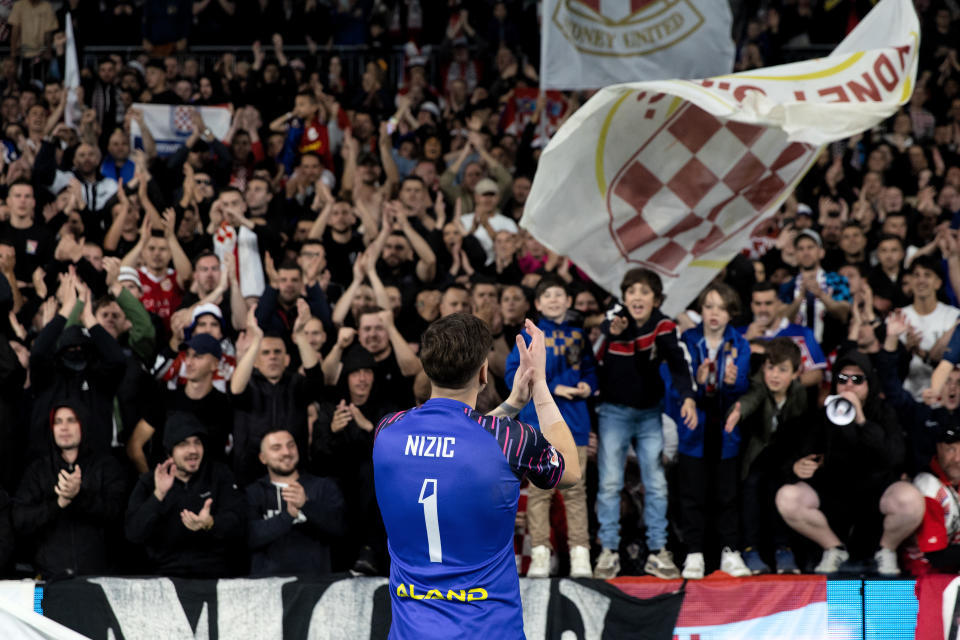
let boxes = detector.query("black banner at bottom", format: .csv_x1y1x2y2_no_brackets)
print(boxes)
41,575,683,639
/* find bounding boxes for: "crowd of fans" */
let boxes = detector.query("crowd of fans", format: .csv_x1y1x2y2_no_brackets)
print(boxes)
0,0,957,583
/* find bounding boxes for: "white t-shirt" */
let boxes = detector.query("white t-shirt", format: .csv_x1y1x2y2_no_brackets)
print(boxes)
460,211,519,265
900,302,960,400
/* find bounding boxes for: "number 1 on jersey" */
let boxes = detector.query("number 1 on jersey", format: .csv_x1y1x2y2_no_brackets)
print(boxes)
418,478,442,563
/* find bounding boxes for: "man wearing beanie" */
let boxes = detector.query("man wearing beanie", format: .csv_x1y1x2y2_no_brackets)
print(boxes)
125,411,245,577
312,343,397,575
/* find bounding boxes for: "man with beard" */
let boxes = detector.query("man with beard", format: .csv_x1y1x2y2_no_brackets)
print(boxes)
880,313,960,475
125,412,246,578
776,351,922,576
13,403,126,579
246,429,345,576
741,281,826,388
313,346,396,574
307,197,367,289
255,258,332,339
368,202,437,301
904,425,960,575
231,304,325,486
322,306,420,408
35,141,119,223
778,229,851,353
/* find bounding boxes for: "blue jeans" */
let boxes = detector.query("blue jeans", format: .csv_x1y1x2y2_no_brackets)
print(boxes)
596,402,668,552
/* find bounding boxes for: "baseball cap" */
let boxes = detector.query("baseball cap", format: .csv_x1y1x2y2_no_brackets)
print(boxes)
184,333,222,360
795,229,822,248
796,203,813,217
938,425,960,444
474,177,499,196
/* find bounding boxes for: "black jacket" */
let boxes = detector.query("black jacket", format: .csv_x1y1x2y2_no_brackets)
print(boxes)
231,366,326,486
125,458,246,578
12,402,126,579
28,318,126,458
0,488,13,575
245,473,345,576
791,350,904,492
597,307,694,410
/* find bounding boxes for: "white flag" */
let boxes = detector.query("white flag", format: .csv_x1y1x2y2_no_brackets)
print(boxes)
128,103,231,157
63,12,79,128
540,0,735,90
523,0,919,316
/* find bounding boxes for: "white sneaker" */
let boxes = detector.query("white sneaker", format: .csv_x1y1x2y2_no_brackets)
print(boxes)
682,552,705,580
569,546,592,578
720,547,751,578
527,545,551,578
814,546,849,574
874,547,900,576
593,547,620,579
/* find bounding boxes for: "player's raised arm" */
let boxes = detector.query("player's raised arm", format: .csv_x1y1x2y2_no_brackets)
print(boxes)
520,318,581,488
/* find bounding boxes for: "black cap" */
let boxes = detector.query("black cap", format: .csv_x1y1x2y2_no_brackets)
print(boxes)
938,426,960,444
184,333,222,360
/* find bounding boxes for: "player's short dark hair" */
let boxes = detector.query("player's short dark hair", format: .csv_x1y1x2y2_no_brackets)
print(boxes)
534,275,568,301
696,281,741,318
420,313,492,389
619,268,663,304
764,337,801,372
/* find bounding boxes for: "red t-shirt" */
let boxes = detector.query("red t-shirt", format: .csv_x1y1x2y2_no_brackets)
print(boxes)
138,267,183,330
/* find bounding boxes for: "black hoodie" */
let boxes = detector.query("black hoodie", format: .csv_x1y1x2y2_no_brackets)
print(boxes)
11,401,127,579
124,414,246,578
790,350,904,491
245,472,345,576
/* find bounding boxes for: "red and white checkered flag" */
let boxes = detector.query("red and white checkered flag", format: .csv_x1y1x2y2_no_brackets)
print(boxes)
524,0,919,316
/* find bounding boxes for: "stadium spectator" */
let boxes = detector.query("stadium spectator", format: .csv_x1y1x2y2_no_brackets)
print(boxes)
593,268,696,579
246,429,345,576
775,351,922,575
12,402,126,579
125,411,245,577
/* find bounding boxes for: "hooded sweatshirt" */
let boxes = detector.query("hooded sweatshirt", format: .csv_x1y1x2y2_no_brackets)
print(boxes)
12,401,126,579
790,350,904,492
245,472,345,576
125,416,246,578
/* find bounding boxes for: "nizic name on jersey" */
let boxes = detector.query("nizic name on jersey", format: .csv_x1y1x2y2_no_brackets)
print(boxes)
404,435,455,458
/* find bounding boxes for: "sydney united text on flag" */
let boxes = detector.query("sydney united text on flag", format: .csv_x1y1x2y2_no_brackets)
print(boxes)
540,0,735,90
524,0,919,316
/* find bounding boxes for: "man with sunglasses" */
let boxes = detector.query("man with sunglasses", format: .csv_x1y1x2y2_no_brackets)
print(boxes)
775,350,923,576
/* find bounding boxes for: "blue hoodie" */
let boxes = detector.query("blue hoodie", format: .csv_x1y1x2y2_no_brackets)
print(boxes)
662,323,750,459
504,316,598,446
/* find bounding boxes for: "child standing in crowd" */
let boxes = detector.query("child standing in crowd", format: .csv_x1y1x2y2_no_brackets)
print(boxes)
594,268,697,579
724,338,809,575
664,282,751,579
505,276,597,578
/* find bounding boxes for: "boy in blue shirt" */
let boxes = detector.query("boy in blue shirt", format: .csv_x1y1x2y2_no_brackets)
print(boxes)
505,276,598,578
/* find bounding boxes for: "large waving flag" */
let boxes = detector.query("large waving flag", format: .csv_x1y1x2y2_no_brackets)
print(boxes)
523,0,919,316
63,12,79,128
540,0,735,90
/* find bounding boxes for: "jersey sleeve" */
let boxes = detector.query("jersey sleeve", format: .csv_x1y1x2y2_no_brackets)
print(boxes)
485,415,565,490
917,496,949,553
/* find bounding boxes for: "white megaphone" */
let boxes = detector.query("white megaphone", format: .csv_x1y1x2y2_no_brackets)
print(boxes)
824,395,856,426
